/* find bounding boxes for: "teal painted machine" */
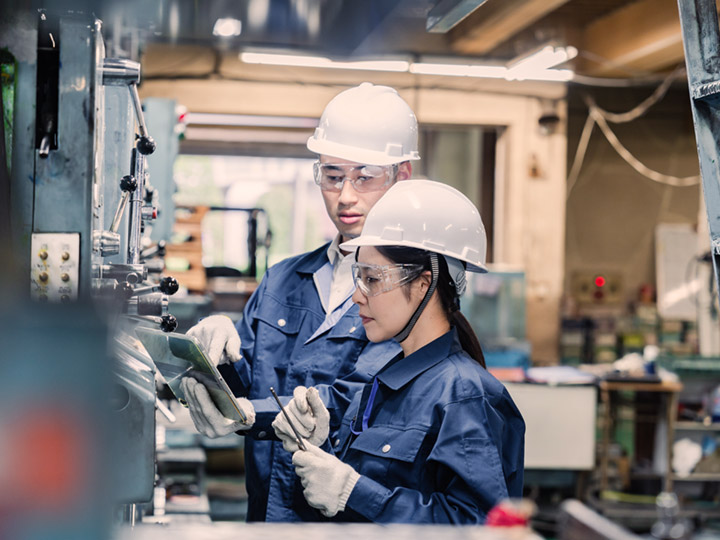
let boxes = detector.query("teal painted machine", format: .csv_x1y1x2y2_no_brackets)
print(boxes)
4,8,181,531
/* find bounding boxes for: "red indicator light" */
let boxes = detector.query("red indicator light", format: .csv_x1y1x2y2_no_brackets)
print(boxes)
594,276,606,288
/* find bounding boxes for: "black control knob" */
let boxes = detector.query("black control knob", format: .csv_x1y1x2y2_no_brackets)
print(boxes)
120,175,137,192
159,276,179,296
157,240,166,257
160,314,178,333
136,135,156,155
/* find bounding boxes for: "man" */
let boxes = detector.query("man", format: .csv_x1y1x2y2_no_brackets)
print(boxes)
181,82,420,521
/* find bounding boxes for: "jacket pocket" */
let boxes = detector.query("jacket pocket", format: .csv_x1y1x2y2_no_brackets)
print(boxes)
254,295,306,336
350,425,426,463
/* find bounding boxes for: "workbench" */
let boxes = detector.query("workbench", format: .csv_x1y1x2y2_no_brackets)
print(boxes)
598,379,683,493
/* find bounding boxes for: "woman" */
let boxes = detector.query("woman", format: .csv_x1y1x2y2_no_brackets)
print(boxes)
272,180,525,523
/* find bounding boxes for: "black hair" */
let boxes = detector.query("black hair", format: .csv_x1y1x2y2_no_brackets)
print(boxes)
376,245,486,368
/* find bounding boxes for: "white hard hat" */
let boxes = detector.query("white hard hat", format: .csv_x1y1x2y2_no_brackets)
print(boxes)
341,180,487,273
307,82,420,166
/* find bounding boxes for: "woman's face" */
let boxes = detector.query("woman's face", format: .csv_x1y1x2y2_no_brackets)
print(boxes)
351,246,425,342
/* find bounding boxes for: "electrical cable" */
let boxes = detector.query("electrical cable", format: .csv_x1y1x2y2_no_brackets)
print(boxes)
589,106,700,187
567,66,699,197
566,113,596,197
589,65,687,124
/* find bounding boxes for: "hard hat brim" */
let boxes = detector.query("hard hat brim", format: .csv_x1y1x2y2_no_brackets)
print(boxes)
307,137,420,167
341,235,488,273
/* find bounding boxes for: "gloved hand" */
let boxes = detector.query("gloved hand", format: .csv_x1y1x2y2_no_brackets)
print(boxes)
186,315,242,366
180,377,255,438
272,386,330,452
292,444,360,518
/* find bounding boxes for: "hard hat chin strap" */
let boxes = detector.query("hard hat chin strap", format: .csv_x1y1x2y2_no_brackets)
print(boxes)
394,253,439,343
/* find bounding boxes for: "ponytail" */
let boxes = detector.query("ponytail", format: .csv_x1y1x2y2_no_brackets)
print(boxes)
439,265,485,368
451,311,486,368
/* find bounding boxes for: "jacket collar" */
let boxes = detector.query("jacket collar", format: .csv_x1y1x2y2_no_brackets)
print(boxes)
296,242,333,275
377,328,462,391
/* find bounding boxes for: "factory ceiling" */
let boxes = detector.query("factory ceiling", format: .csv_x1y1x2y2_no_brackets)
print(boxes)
95,0,694,81
3,0,698,83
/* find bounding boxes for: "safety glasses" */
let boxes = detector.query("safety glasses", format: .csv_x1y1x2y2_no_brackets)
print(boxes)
313,162,398,192
351,262,425,297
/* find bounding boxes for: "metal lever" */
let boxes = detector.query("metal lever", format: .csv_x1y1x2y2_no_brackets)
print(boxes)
110,175,138,233
102,58,156,155
130,277,179,297
130,87,156,155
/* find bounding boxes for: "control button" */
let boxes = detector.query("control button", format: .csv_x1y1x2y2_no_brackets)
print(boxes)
61,295,70,303
61,251,70,261
61,273,70,282
39,250,48,260
277,319,286,327
39,271,49,282
381,444,391,453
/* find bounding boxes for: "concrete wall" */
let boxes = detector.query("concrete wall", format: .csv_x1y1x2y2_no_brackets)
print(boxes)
565,85,701,311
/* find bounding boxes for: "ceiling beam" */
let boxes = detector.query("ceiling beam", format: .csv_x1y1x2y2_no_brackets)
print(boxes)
579,0,690,77
449,0,572,55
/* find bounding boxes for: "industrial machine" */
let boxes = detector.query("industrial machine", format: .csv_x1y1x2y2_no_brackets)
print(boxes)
6,8,180,525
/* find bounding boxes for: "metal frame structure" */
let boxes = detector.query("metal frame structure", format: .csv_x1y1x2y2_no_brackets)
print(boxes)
677,0,720,306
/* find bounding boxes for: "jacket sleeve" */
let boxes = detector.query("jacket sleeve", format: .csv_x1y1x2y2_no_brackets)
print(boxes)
246,339,399,441
343,397,518,524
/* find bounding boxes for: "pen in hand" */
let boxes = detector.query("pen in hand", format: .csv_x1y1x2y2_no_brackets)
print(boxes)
270,386,307,451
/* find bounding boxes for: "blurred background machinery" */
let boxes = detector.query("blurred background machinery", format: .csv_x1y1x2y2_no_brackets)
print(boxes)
4,8,181,530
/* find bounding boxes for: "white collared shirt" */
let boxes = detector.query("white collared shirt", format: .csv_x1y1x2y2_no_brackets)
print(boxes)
326,234,356,314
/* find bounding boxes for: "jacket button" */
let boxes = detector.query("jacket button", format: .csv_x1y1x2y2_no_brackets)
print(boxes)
277,319,286,327
258,431,266,438
334,438,341,447
381,444,391,453
349,326,356,333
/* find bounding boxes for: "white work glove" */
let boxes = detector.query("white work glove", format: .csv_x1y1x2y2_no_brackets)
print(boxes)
180,377,255,438
292,444,360,518
186,315,242,366
272,386,330,452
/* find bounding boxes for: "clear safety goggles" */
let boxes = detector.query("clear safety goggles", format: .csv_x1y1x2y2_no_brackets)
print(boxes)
351,262,425,297
313,162,398,192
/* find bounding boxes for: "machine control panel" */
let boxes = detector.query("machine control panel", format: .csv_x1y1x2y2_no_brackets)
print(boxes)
31,233,80,302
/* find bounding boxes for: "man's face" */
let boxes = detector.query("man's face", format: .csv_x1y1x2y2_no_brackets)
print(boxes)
318,156,412,243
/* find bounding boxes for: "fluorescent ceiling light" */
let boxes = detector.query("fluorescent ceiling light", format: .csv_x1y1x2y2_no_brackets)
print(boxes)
410,62,506,78
185,112,318,129
239,50,575,82
213,18,242,37
240,52,409,72
506,46,577,81
410,61,573,82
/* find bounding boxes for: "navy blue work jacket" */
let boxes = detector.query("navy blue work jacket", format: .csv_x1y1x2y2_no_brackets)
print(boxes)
324,328,525,523
227,243,400,521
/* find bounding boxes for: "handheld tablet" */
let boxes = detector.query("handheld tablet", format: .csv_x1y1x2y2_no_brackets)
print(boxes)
135,326,248,424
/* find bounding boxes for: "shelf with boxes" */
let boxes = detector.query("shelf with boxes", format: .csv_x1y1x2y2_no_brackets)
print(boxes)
164,206,209,293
